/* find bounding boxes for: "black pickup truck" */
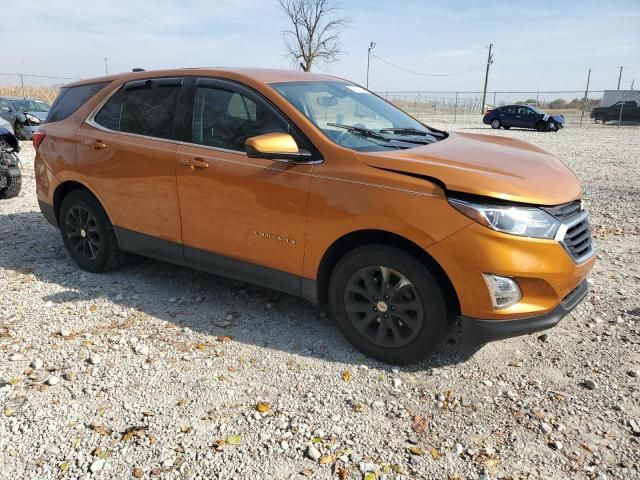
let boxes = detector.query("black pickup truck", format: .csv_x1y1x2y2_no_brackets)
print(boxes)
590,100,640,123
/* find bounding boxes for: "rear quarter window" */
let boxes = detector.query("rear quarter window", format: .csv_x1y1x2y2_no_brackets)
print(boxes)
93,78,183,140
45,82,109,124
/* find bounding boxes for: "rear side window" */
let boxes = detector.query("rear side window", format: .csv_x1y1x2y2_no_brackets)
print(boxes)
46,82,109,123
94,78,183,140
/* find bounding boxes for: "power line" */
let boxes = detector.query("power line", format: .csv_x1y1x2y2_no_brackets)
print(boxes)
370,53,485,77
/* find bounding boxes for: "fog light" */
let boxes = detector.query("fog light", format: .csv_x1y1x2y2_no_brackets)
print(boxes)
482,274,521,309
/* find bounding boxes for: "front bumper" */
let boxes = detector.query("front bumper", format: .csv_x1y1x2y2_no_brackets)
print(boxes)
461,279,588,346
20,125,40,140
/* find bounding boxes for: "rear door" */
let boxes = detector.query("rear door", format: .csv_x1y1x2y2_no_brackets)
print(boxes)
175,78,314,293
76,77,186,263
499,106,516,127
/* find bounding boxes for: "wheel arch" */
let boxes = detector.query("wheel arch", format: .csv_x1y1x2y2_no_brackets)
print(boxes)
53,181,115,231
313,229,460,321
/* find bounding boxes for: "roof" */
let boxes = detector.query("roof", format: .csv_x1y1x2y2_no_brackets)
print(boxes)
65,67,342,88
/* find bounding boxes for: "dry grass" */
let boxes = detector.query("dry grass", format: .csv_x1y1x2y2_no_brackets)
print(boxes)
0,85,60,104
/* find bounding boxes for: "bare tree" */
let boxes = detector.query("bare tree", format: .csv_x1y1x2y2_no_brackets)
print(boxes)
279,0,347,72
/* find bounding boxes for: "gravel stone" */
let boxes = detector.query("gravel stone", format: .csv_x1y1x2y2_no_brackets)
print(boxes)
1,122,638,479
306,445,321,461
30,358,43,370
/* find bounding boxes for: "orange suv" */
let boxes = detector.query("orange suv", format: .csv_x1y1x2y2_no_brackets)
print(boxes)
34,68,594,364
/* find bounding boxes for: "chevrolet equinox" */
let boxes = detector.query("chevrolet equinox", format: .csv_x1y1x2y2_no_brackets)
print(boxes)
34,68,595,364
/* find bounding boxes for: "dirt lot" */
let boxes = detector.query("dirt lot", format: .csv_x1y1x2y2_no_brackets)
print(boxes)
1,120,639,480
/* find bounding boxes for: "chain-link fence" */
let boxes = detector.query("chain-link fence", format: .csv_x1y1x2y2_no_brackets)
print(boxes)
375,90,611,125
0,73,78,104
1,72,637,127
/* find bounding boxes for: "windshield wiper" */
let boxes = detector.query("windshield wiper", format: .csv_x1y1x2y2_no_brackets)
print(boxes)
380,127,445,138
327,123,390,142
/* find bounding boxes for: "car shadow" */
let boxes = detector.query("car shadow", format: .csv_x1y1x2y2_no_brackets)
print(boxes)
0,210,481,370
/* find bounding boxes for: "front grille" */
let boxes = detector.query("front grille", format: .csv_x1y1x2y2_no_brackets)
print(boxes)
542,200,582,222
563,217,593,261
544,201,594,262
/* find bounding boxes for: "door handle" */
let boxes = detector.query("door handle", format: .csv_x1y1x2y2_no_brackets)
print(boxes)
86,139,106,150
180,157,209,170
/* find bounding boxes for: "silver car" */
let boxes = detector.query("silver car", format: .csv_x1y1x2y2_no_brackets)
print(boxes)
0,96,50,140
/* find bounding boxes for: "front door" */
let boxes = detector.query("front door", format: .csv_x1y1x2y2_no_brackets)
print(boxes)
176,78,314,294
76,77,186,262
513,106,531,128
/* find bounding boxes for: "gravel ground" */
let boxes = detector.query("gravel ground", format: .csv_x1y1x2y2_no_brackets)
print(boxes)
1,120,639,480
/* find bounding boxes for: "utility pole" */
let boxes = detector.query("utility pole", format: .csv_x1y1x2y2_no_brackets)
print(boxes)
366,42,376,89
580,68,591,127
480,43,493,114
631,79,635,90
104,58,109,75
617,66,623,90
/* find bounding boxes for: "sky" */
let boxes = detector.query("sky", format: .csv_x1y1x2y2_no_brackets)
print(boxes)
2,0,639,94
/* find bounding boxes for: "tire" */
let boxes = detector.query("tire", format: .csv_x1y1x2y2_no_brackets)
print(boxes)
329,245,448,364
596,114,607,124
0,166,21,199
490,119,501,129
59,189,125,272
536,121,548,132
14,121,25,140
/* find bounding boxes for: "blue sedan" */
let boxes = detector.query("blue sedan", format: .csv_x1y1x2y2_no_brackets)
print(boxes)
483,105,564,132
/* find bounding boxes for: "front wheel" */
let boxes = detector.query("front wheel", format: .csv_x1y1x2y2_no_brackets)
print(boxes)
490,119,501,129
329,246,448,364
59,190,125,272
536,121,548,132
14,122,25,140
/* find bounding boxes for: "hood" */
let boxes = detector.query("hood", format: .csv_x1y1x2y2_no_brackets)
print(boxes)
25,111,48,121
358,132,581,206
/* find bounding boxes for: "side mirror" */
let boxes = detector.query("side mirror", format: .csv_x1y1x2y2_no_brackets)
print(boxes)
245,132,312,162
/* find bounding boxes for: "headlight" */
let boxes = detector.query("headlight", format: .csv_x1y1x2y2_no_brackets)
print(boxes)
25,113,41,125
449,197,560,239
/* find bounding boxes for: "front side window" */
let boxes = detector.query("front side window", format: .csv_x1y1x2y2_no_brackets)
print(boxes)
272,81,444,151
94,78,183,140
192,85,287,152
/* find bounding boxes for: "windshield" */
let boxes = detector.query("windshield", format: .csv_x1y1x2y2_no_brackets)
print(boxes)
529,106,544,114
10,99,50,113
272,81,444,151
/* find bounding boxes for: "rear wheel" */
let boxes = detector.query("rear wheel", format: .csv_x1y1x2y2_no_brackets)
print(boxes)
329,246,448,364
490,119,501,129
59,190,125,272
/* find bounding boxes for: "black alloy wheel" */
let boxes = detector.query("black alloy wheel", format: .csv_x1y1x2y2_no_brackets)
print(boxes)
65,205,101,260
329,245,448,364
59,189,125,272
344,265,424,348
